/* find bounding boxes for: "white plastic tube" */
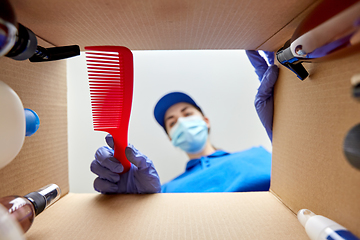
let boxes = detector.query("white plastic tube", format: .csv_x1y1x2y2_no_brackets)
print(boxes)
290,2,360,57
0,80,25,169
297,209,360,240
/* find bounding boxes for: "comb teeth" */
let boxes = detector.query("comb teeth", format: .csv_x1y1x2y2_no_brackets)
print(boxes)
86,50,124,130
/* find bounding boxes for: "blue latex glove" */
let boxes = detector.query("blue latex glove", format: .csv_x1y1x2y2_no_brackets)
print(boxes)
246,50,279,141
90,134,161,194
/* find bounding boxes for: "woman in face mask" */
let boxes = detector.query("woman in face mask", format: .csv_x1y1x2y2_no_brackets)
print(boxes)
153,92,271,193
155,92,213,159
90,50,277,194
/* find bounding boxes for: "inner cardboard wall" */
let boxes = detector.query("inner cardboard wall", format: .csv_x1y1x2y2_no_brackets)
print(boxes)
271,52,360,236
258,1,320,51
11,0,319,51
0,39,69,197
26,192,309,240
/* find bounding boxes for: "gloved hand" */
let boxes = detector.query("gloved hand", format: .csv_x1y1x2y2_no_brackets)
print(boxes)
246,50,279,141
90,134,161,194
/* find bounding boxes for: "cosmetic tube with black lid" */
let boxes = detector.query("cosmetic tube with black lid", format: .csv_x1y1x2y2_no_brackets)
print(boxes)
24,184,60,216
0,184,61,233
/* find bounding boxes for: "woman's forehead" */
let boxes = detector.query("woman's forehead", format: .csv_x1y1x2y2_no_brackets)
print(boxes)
164,102,196,119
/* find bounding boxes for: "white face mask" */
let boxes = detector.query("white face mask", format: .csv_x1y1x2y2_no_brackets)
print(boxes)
169,115,208,154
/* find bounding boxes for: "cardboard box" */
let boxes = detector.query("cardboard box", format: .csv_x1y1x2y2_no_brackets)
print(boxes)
0,0,359,239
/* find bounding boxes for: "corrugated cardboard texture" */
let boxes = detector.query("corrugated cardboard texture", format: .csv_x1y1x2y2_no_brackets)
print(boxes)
271,52,360,236
0,38,69,197
258,1,320,51
10,0,318,51
26,192,308,240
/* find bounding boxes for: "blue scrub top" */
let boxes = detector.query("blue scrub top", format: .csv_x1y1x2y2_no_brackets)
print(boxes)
161,146,271,193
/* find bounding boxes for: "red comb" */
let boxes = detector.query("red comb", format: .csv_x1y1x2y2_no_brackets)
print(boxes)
85,46,133,173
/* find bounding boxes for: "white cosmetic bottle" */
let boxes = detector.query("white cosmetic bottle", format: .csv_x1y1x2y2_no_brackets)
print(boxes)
297,209,360,240
0,80,25,169
0,80,40,170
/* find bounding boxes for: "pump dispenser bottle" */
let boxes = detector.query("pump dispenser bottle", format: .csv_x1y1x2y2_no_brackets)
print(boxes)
297,209,360,240
0,184,61,233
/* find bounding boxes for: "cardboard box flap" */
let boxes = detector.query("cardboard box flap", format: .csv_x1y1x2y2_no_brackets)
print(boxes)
26,192,308,240
11,0,319,51
271,52,360,236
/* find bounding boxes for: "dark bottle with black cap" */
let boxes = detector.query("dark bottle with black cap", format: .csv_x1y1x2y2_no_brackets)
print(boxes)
0,184,61,233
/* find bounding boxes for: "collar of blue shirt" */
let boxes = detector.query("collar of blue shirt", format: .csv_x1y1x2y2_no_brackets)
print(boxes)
185,150,230,170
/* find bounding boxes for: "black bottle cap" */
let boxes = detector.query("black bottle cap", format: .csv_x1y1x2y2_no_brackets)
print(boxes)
24,192,46,216
344,123,360,170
